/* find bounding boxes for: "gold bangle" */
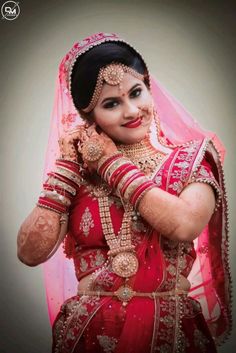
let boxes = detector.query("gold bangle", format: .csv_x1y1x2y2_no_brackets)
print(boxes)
56,167,82,186
40,190,71,207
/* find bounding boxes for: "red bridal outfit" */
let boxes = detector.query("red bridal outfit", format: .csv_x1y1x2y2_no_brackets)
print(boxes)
41,33,231,353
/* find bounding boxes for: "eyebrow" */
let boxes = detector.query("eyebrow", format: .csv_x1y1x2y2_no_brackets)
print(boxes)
100,83,141,105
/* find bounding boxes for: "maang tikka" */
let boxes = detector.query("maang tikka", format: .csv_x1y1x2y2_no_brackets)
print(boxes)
82,62,145,113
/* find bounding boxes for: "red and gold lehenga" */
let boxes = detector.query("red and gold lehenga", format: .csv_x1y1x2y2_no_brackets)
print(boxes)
51,137,230,353
41,33,232,353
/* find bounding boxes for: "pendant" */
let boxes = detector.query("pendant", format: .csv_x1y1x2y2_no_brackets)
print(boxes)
111,252,138,278
114,285,135,305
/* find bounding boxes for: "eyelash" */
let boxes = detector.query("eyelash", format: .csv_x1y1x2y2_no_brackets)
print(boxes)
103,88,142,109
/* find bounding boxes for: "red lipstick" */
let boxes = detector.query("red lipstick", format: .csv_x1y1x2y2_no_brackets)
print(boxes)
123,117,142,128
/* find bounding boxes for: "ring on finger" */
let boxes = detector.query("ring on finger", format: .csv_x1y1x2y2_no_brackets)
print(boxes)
81,137,105,162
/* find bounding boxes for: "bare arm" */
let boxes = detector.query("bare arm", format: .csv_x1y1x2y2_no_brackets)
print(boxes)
138,182,216,242
17,206,68,266
77,127,217,242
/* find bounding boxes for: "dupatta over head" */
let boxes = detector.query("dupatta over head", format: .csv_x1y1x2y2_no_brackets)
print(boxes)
42,32,232,345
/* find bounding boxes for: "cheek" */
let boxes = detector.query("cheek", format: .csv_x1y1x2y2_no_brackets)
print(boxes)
141,91,152,105
95,110,121,129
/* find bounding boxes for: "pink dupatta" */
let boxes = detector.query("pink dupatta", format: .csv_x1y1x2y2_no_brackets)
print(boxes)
41,32,231,344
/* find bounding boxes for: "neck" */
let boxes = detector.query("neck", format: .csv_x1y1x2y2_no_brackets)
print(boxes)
116,136,157,157
116,136,166,174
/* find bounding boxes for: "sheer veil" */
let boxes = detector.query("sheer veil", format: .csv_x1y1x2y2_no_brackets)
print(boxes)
41,32,231,344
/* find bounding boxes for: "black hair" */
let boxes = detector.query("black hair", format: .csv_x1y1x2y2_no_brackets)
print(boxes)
71,41,149,121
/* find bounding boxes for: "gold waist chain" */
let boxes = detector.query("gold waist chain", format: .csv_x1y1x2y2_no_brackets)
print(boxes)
77,285,188,306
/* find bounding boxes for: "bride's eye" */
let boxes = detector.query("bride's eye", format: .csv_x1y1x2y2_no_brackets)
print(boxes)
103,100,119,109
130,88,142,98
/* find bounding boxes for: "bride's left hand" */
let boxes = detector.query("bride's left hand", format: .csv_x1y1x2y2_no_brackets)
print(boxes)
78,124,118,172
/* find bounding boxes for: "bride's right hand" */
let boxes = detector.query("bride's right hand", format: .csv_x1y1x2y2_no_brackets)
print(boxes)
58,125,87,162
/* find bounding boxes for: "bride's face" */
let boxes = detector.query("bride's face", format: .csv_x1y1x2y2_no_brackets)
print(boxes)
93,73,153,144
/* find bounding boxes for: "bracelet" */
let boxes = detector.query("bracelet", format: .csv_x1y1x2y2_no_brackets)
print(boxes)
119,172,145,197
43,183,74,200
40,190,71,207
56,159,81,174
111,164,136,188
132,183,157,210
48,172,80,190
98,155,157,209
97,152,123,173
45,176,77,196
56,167,82,187
103,158,130,183
37,203,68,215
37,197,68,214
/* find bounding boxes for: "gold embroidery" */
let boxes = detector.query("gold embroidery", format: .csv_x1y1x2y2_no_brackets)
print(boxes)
79,207,94,236
193,328,210,352
87,182,112,198
97,335,118,353
90,250,106,267
157,342,172,353
80,257,88,272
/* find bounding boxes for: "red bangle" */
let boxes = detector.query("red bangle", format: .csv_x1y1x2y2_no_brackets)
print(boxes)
120,172,144,197
134,184,156,210
109,164,135,187
130,180,155,208
56,159,81,173
98,154,123,177
42,183,73,200
38,197,68,213
48,172,80,190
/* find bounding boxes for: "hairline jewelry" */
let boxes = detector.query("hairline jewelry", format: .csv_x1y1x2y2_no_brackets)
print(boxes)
82,62,145,113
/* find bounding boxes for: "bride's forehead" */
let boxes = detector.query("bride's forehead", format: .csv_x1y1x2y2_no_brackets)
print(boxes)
100,73,142,97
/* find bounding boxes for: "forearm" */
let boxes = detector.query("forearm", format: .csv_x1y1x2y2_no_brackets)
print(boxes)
17,206,66,266
97,155,216,242
138,186,207,241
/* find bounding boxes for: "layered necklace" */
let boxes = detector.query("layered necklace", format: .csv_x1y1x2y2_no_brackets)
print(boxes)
117,136,166,175
98,137,167,279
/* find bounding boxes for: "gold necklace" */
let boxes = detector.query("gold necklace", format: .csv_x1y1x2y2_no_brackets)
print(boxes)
98,137,166,278
98,197,138,278
117,136,166,174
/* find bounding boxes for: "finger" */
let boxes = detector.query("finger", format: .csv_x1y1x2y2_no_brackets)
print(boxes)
87,123,98,137
67,126,86,141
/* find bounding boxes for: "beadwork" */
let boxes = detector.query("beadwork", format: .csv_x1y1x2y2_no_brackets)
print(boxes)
82,63,145,113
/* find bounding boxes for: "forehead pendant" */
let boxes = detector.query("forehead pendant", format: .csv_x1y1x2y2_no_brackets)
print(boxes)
102,63,125,87
82,63,145,113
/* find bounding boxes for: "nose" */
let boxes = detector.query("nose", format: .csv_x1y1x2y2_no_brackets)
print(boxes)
123,101,139,120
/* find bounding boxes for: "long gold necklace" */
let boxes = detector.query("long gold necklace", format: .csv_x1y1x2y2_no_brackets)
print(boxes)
98,137,167,278
98,197,138,278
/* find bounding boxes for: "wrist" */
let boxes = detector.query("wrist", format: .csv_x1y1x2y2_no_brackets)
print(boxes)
98,155,157,209
37,158,82,215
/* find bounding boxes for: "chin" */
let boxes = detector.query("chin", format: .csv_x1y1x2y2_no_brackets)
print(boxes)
115,131,147,145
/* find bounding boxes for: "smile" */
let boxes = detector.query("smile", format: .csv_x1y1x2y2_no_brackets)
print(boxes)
122,117,142,128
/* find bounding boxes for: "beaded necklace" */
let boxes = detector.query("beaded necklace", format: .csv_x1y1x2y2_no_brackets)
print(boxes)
98,138,167,279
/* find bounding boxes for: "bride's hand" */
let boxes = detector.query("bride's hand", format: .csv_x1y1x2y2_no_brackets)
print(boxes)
58,125,87,162
79,124,118,171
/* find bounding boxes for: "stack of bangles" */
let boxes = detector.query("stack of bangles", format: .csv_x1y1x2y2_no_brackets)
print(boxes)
37,159,82,215
97,154,157,210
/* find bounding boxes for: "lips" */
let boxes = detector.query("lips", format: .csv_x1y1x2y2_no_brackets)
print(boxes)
122,117,142,128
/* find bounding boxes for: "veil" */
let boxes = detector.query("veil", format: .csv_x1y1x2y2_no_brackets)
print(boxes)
41,32,231,344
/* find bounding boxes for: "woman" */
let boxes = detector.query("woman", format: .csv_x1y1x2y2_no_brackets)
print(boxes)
17,32,231,353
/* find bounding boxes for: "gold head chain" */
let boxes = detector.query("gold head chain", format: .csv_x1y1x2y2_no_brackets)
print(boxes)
82,63,145,113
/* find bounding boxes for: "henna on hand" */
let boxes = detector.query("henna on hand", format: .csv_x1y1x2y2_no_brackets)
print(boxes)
17,206,63,266
79,124,118,171
58,126,87,162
